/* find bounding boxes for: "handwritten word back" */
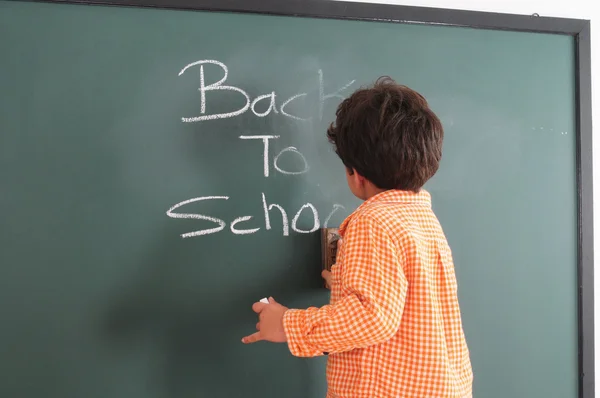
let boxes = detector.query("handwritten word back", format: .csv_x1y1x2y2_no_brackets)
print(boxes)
177,60,355,123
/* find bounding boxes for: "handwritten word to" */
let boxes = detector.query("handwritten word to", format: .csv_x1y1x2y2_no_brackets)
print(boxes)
240,135,309,177
178,60,355,122
167,193,345,238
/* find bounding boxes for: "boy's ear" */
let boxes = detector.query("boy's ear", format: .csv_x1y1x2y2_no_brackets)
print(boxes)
353,169,366,184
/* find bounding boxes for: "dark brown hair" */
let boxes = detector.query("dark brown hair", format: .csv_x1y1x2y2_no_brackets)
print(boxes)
327,76,443,192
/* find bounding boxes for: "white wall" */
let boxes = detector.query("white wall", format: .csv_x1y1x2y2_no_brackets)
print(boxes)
334,0,598,393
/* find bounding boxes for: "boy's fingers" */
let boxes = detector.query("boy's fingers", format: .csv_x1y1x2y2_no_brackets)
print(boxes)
252,302,267,313
268,297,278,304
322,270,332,289
242,332,262,344
256,322,260,331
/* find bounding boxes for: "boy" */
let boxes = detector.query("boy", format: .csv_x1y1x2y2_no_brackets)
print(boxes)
242,77,473,398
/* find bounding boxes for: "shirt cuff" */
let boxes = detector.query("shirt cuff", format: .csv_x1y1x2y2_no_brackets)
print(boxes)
283,309,323,357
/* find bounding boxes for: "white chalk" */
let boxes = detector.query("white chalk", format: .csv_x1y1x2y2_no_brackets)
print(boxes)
260,298,269,304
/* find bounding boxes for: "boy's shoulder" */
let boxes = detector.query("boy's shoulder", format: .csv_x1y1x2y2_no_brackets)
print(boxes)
342,199,412,237
342,191,442,240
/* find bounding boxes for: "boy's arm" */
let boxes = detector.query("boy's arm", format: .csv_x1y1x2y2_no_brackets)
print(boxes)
283,215,408,357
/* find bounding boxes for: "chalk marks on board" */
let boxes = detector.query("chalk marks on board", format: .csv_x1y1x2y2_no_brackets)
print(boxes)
230,216,261,235
239,135,280,177
323,204,345,229
531,126,569,135
169,59,354,238
280,93,310,121
318,69,355,121
167,132,341,238
251,92,279,117
292,203,320,234
178,59,355,123
274,146,309,175
166,196,229,238
178,60,250,122
240,135,309,177
262,193,290,236
167,193,345,238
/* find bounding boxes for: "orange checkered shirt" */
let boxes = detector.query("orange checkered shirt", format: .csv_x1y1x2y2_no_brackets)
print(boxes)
283,189,473,398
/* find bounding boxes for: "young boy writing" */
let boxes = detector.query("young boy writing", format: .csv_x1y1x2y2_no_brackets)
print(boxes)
242,77,473,398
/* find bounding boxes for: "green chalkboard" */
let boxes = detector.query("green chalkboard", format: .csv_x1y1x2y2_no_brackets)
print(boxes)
0,1,579,398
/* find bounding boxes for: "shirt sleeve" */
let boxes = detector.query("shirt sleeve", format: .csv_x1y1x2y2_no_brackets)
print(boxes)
282,215,408,357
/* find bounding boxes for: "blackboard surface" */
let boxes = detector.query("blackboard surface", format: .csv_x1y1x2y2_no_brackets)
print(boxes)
0,1,580,397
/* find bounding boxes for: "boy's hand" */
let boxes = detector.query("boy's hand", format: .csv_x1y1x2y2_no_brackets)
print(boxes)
322,270,333,289
322,238,342,289
242,297,288,344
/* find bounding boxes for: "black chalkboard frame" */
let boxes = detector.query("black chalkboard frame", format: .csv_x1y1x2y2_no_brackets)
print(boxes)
13,1,595,397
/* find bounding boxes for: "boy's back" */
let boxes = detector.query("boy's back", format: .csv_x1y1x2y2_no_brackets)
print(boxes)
243,77,473,398
315,189,472,397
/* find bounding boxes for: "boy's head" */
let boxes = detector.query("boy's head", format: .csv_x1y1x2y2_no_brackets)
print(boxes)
327,77,443,197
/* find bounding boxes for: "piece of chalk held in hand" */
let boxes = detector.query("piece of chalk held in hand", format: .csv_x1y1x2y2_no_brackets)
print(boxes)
260,298,269,304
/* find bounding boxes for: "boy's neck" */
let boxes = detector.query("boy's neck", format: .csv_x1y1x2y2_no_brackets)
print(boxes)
362,185,387,201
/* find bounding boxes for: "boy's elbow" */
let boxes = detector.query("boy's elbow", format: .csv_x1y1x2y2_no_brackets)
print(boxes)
375,314,402,342
359,309,402,347
373,290,407,343
329,315,400,352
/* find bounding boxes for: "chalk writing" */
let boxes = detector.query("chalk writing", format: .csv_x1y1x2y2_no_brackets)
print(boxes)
166,193,345,238
240,135,309,177
166,196,229,238
179,60,250,122
319,69,356,121
280,93,310,121
262,192,290,236
323,204,345,228
179,59,355,123
230,216,260,235
273,146,309,175
292,203,320,233
239,135,280,177
170,59,356,238
251,92,279,117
